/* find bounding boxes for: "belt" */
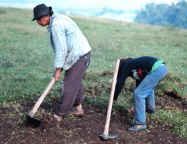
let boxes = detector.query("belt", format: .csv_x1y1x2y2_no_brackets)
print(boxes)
81,52,91,58
151,60,165,72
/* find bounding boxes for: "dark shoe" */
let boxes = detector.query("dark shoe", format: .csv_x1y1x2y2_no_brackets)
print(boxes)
128,124,147,132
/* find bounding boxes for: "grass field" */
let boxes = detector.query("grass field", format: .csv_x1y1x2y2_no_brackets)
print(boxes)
0,7,187,138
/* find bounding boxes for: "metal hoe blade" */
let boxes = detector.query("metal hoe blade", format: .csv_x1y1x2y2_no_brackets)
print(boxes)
25,114,41,128
99,133,118,141
24,78,55,128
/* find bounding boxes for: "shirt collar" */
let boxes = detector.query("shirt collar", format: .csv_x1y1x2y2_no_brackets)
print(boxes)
47,14,55,32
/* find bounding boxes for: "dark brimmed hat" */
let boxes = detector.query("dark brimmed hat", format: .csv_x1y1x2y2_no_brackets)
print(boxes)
32,4,52,21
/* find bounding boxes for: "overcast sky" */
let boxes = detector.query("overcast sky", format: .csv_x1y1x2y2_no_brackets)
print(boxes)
0,0,180,10
0,0,183,21
33,0,180,10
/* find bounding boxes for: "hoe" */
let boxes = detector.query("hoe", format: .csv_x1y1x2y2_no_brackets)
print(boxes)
99,59,120,141
25,77,55,127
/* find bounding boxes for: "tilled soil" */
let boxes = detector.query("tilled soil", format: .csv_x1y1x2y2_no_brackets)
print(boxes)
0,94,186,144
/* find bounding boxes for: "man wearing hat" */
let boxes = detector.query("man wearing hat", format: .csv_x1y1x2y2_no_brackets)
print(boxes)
32,4,91,121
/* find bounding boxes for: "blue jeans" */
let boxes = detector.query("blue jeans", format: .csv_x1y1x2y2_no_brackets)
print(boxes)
134,65,168,125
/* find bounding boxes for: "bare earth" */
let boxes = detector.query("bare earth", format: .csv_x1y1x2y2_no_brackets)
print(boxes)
0,92,186,144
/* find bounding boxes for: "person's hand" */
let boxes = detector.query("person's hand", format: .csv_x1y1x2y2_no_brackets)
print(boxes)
54,68,62,81
128,107,135,114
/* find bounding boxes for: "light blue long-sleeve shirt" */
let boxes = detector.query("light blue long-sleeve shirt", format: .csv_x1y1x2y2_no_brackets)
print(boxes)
47,14,91,70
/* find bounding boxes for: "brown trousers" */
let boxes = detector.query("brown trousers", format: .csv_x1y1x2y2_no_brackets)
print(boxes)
56,53,90,115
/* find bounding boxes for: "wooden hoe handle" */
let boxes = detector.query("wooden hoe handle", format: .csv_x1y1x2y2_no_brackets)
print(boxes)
29,77,55,117
103,59,120,136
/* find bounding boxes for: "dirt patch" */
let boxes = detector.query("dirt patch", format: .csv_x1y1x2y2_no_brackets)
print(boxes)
0,71,186,144
0,99,186,144
157,90,187,112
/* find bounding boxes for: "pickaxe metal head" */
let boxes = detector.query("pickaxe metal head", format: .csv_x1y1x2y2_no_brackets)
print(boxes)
99,133,118,141
25,114,41,128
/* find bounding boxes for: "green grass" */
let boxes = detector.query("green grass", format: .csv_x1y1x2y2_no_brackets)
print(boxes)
152,109,187,138
0,7,186,137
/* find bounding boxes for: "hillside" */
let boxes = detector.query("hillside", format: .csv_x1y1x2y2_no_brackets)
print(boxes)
0,7,186,143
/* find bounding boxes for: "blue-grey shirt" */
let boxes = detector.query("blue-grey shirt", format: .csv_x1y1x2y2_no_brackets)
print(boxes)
47,14,91,70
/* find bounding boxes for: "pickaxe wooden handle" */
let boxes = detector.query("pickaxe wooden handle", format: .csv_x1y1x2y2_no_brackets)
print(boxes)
103,59,120,136
29,77,56,117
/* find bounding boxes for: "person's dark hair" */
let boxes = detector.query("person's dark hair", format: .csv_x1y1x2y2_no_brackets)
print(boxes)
49,7,53,16
120,58,133,64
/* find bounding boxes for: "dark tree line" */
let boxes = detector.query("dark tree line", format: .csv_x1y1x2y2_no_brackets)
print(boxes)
135,1,187,29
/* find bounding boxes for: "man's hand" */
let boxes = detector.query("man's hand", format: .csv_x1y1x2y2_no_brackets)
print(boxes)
54,68,62,81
